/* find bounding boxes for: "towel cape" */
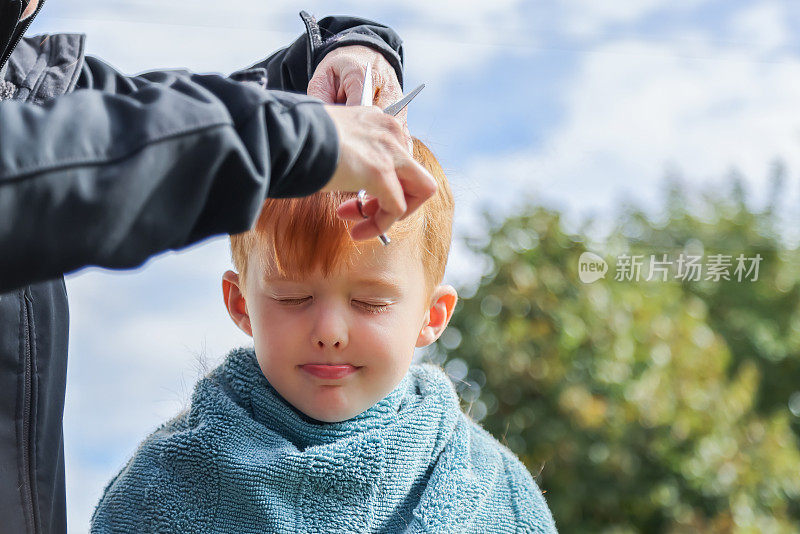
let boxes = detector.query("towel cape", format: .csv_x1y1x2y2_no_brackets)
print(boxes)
91,347,557,533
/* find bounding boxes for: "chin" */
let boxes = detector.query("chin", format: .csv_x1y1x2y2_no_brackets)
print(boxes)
304,405,363,424
311,414,348,424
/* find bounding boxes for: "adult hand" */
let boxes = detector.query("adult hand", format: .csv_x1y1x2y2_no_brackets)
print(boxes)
320,105,437,242
308,45,412,153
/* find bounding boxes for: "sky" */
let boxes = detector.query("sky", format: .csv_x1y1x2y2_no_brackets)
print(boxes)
23,0,800,531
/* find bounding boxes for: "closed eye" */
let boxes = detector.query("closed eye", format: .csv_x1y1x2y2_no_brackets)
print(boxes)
354,301,390,314
273,297,389,314
274,297,310,306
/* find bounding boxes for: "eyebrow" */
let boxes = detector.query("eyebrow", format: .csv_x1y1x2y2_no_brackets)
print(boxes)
264,275,402,293
352,277,403,293
264,275,304,284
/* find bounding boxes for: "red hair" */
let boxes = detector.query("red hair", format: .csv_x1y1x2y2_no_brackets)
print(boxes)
230,137,453,301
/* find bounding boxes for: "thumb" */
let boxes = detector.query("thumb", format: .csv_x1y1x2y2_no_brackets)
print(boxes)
342,71,369,106
345,85,364,106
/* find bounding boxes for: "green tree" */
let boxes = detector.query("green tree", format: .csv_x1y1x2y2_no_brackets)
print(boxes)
435,175,800,533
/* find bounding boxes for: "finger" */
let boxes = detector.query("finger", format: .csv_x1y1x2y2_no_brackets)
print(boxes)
336,198,390,231
373,205,403,237
394,157,438,220
342,67,371,106
343,174,405,239
348,217,385,242
336,197,380,221
307,69,336,104
339,158,433,227
335,82,347,104
362,196,381,218
354,179,432,226
345,87,362,106
336,199,387,242
342,195,414,241
336,198,363,220
371,171,407,232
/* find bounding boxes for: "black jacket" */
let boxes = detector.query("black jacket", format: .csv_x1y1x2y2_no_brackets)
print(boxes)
0,3,404,532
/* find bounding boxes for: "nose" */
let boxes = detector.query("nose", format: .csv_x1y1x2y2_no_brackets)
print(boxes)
311,301,349,350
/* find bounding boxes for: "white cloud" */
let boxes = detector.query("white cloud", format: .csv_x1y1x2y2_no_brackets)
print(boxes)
728,2,791,55
391,0,527,85
31,14,298,74
559,0,707,39
457,37,800,242
561,0,666,38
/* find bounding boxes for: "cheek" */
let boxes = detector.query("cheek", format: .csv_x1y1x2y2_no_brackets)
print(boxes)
249,304,301,347
354,309,420,355
250,308,301,378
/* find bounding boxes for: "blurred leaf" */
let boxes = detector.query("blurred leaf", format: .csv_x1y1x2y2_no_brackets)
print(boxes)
435,173,800,532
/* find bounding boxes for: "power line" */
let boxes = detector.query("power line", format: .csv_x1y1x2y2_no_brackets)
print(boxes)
33,15,800,67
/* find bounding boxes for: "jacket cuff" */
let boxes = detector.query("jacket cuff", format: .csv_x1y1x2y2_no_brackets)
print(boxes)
302,11,405,90
266,94,339,198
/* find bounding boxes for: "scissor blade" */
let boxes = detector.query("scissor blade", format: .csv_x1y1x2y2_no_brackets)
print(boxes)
360,60,373,107
383,83,425,116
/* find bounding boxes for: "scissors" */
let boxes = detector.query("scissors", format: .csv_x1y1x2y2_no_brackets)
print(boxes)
357,61,425,246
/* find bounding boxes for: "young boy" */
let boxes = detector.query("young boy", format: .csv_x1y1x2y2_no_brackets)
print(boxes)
90,139,558,533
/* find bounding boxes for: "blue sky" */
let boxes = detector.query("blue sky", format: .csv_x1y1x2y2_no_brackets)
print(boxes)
25,1,800,530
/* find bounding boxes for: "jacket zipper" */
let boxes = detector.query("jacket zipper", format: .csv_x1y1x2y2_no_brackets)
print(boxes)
0,0,45,71
21,291,39,534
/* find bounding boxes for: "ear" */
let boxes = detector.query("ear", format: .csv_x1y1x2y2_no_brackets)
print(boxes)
222,270,252,337
416,285,458,348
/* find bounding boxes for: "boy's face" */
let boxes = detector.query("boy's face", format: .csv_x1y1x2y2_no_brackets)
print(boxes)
222,237,457,423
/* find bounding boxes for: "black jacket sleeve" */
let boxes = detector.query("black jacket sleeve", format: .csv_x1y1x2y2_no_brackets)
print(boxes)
253,10,405,94
0,13,404,293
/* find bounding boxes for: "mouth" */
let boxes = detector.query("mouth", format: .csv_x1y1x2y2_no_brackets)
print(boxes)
300,364,361,380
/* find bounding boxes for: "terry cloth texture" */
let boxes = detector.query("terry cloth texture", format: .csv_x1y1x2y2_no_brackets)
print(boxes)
91,347,557,533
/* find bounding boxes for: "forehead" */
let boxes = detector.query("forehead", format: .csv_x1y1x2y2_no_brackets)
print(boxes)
259,237,423,288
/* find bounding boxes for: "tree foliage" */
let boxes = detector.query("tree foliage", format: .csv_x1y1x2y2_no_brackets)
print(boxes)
434,173,800,532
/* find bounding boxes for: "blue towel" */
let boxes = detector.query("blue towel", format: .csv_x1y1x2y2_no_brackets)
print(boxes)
91,347,557,533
